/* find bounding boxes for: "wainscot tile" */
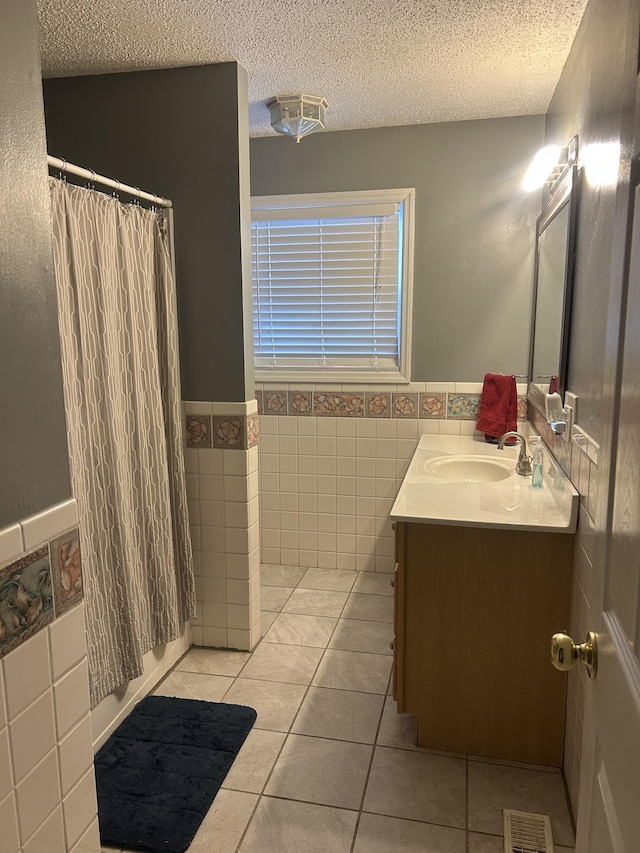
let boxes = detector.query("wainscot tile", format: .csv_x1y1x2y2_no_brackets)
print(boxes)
0,547,54,659
185,414,212,448
255,389,263,415
0,525,23,568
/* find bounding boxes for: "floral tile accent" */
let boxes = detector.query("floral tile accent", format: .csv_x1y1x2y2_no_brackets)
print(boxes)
255,390,263,416
517,395,528,420
313,392,364,417
0,546,54,657
365,392,390,418
289,391,313,416
420,393,446,419
51,528,83,615
186,414,212,448
264,391,287,416
213,416,246,449
392,393,418,418
447,393,481,420
247,413,260,448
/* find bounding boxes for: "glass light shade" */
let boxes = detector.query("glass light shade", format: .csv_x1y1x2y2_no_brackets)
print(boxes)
267,94,328,143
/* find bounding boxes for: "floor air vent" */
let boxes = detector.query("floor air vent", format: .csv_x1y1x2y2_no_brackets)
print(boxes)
503,809,555,853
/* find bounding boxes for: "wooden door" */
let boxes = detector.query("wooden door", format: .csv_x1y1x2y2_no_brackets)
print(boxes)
575,182,640,850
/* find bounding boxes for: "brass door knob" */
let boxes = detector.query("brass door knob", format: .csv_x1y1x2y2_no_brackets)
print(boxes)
551,631,597,678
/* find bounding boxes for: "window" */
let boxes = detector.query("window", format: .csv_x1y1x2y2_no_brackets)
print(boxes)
251,188,414,382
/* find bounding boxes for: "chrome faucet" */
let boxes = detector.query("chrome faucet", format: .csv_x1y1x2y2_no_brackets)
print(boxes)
497,431,532,476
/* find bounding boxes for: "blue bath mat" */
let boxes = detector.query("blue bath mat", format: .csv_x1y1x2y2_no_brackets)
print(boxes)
95,695,256,852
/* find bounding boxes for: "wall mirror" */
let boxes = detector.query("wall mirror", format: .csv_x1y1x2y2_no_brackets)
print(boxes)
528,165,579,413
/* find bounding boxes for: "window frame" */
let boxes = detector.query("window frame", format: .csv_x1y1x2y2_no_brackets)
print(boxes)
250,187,415,384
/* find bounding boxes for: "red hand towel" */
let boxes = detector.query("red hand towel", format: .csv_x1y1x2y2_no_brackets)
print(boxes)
475,373,518,441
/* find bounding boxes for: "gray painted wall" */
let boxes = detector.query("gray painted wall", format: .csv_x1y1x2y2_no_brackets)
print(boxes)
0,0,71,527
546,0,638,443
250,115,545,382
43,63,254,403
542,0,639,818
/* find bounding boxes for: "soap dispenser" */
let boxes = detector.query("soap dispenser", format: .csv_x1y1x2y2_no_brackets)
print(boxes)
532,437,544,488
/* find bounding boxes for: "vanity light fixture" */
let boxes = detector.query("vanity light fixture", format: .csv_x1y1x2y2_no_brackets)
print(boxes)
582,141,621,187
267,93,328,143
523,136,579,192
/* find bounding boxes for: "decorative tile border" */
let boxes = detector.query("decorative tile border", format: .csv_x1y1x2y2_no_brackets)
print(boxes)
247,413,260,448
0,524,84,658
186,414,212,448
447,393,481,420
393,393,418,418
420,393,446,419
264,391,287,416
0,546,53,657
314,393,364,417
365,392,390,418
186,409,260,450
289,391,312,415
256,389,527,422
517,395,528,421
213,415,245,449
50,528,83,615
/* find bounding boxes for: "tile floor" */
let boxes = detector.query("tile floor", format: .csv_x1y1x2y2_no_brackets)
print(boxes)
102,565,576,853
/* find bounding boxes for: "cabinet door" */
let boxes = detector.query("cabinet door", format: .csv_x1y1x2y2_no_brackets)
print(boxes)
392,522,405,711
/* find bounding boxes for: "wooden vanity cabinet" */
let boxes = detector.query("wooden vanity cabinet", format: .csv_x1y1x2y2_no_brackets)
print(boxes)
392,520,574,767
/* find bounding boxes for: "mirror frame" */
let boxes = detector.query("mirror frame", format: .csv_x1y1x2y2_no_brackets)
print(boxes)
527,163,580,417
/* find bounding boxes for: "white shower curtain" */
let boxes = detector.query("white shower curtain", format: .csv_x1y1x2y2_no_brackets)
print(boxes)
50,179,196,707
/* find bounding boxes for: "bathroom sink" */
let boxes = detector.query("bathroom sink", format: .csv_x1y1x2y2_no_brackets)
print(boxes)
424,455,512,483
391,435,579,531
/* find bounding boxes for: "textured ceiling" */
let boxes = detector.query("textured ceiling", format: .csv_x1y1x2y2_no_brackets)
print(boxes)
37,0,589,137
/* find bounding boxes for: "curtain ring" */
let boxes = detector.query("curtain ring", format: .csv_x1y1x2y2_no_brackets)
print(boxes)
133,187,141,207
59,159,68,182
87,168,96,190
112,179,120,200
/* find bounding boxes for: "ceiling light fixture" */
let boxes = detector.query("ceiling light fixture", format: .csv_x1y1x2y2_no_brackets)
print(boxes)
267,93,328,143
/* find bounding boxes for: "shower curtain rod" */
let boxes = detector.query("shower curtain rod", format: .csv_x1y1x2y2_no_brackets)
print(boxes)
47,155,173,208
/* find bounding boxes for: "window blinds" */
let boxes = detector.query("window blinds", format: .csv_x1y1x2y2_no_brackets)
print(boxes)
251,204,403,371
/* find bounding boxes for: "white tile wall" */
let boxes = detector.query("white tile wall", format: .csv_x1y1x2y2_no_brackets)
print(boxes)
20,500,78,551
0,525,23,567
62,769,98,850
3,631,51,722
258,414,440,571
9,691,57,783
54,661,91,739
21,805,66,853
58,717,93,795
0,792,20,853
0,615,96,851
70,818,101,853
15,749,61,842
185,401,261,652
0,500,98,852
257,381,527,570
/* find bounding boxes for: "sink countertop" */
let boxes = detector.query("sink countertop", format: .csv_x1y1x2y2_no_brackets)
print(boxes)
390,434,578,533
